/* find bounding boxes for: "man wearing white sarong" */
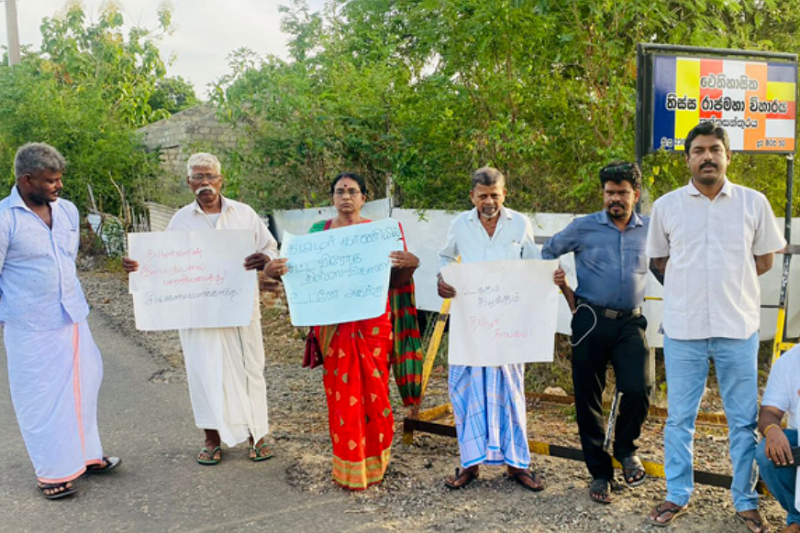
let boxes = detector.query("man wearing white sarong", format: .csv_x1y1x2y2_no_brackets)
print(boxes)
1,143,119,500
124,153,277,464
437,167,545,492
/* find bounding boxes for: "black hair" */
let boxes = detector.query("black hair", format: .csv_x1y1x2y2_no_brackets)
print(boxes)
330,172,368,197
599,161,642,191
471,167,505,190
684,122,730,153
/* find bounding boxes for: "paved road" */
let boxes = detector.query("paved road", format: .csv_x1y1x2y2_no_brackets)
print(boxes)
0,313,381,533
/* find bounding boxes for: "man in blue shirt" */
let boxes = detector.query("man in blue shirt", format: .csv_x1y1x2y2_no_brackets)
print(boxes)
542,161,651,504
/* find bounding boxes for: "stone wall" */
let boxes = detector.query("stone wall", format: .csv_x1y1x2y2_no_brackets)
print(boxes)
138,104,241,206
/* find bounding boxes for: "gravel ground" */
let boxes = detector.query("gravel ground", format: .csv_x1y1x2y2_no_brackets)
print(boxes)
81,269,787,533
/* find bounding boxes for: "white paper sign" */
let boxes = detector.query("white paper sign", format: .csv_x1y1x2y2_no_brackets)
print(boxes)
444,259,560,366
127,231,257,331
280,218,404,326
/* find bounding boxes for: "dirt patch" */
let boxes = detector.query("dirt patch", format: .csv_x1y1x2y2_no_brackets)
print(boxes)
81,269,786,533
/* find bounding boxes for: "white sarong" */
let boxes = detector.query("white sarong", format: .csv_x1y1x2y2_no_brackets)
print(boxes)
5,320,104,483
180,293,269,447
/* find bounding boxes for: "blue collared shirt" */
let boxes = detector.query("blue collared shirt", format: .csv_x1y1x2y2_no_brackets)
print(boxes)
0,186,89,331
541,210,649,311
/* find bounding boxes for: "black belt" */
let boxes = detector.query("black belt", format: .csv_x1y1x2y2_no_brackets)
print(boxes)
578,300,641,320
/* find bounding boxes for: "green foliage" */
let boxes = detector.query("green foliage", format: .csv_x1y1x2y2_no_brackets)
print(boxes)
0,1,174,216
149,76,200,114
212,0,800,214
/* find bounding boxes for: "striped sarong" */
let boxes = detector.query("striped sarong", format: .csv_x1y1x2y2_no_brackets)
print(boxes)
449,363,530,468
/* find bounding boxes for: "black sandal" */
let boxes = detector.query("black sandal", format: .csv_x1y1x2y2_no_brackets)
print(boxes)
37,482,76,500
444,467,478,490
85,456,121,474
589,478,612,504
618,455,646,487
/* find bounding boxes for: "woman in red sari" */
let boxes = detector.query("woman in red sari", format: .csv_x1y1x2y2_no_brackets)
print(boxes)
269,172,421,489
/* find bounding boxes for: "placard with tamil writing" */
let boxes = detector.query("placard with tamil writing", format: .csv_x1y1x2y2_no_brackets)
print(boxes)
281,218,404,326
127,230,257,331
443,259,559,366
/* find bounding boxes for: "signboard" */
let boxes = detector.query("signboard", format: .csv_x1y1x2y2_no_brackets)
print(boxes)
280,218,404,326
128,230,257,331
650,54,797,153
443,259,559,366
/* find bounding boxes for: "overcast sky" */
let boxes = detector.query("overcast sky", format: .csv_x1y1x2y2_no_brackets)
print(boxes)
0,0,326,98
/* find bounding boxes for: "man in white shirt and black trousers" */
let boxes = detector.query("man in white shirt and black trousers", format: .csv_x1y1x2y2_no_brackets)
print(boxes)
647,122,785,531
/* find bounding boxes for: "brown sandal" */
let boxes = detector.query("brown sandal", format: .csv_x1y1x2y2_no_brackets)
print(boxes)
444,467,478,490
649,502,688,527
736,511,771,533
509,469,545,492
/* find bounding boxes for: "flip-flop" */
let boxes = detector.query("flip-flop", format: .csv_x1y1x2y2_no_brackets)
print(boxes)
444,468,478,490
589,478,613,504
736,511,771,533
197,446,222,465
250,442,274,462
37,482,77,500
508,469,545,492
619,455,647,487
85,456,121,474
649,502,688,527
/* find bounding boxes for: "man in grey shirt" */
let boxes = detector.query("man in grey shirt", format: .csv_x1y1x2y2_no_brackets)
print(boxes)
542,161,651,504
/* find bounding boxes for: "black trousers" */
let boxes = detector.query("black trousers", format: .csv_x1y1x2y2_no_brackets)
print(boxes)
570,305,653,481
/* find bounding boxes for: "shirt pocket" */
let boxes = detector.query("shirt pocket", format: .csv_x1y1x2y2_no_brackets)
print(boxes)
55,227,79,258
632,249,648,274
506,241,523,260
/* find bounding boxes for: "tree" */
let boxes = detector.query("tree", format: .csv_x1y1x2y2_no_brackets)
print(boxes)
212,0,800,215
0,0,178,216
149,76,199,115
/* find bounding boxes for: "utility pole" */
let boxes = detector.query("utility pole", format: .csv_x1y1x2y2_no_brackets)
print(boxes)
4,0,21,66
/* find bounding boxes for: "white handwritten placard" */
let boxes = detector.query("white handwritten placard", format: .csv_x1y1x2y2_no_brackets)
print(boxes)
127,230,257,331
443,259,559,366
281,218,404,326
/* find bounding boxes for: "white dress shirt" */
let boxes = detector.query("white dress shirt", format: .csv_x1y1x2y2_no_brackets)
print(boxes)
438,206,541,267
0,186,89,331
646,179,785,340
166,195,278,259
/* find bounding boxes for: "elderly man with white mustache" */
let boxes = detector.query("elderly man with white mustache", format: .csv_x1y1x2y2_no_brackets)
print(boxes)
123,153,277,465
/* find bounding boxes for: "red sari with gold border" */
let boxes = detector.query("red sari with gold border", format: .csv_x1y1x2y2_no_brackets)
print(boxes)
311,219,395,490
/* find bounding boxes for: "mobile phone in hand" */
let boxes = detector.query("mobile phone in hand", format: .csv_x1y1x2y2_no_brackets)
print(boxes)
774,446,800,468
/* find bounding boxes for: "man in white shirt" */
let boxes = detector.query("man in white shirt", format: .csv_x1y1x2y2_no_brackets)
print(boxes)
647,123,785,531
437,167,544,492
1,143,120,500
756,345,800,533
123,153,278,465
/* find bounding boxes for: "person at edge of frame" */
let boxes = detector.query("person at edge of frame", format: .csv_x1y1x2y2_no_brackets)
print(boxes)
755,343,800,533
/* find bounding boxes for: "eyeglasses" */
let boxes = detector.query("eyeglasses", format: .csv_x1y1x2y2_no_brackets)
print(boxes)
334,188,362,197
189,173,221,182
